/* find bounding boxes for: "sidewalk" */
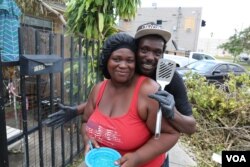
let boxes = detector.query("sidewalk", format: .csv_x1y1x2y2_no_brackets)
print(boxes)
78,141,197,167
168,142,197,167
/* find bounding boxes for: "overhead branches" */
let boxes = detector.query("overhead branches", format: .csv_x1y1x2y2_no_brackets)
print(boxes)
38,0,66,26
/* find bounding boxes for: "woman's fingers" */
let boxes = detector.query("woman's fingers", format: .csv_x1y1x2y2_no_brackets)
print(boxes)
91,139,100,148
114,155,127,166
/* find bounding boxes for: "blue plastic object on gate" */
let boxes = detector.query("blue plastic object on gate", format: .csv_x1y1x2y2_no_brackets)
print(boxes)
85,147,121,167
0,0,21,62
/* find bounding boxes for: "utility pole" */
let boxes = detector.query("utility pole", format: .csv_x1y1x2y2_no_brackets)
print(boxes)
175,7,182,45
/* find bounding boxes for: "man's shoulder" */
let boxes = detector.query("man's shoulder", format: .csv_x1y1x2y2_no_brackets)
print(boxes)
166,71,184,88
172,71,183,81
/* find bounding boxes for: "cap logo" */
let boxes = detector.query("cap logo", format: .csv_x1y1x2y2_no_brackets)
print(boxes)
135,22,171,42
141,24,161,30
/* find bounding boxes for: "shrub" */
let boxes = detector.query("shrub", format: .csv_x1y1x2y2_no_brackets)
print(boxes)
182,73,250,166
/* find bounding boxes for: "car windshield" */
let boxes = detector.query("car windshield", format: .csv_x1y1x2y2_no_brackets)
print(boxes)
186,61,216,73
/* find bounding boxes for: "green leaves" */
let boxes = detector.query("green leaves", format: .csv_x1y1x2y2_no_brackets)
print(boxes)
219,26,250,61
114,0,141,19
98,13,104,33
76,3,85,22
65,0,141,40
185,73,250,121
184,71,250,167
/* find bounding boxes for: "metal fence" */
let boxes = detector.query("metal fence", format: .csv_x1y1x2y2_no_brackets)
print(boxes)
0,26,102,167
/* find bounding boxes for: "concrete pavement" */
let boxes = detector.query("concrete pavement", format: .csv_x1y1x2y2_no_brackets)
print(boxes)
78,141,197,167
168,142,197,167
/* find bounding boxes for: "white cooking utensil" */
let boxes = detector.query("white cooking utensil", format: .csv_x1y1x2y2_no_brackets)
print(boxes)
155,58,176,139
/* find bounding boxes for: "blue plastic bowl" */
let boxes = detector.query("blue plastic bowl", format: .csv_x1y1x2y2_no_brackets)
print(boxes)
85,147,121,167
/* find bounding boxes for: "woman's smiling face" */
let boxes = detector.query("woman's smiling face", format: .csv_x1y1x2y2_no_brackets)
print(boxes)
107,48,136,83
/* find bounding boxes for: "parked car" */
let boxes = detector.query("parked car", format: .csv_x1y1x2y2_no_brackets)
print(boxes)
164,52,216,68
189,52,216,61
163,54,197,67
238,53,250,62
176,60,248,84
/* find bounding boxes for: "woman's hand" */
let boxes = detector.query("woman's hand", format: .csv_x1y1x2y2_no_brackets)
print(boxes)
115,152,140,167
83,137,100,156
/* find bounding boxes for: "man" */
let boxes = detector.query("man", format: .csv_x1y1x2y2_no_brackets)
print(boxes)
134,22,196,167
135,22,196,135
44,22,196,166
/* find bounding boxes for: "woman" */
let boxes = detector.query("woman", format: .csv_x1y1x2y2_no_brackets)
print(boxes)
81,32,180,167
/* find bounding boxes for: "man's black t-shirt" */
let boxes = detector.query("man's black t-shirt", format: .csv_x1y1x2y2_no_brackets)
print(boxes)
164,71,192,116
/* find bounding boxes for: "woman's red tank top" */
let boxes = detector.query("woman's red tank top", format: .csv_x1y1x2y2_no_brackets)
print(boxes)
86,76,164,167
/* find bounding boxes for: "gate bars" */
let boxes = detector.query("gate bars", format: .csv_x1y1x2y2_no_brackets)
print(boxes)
0,27,102,167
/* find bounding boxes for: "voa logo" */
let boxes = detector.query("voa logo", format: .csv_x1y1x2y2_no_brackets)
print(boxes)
226,155,246,163
222,151,250,167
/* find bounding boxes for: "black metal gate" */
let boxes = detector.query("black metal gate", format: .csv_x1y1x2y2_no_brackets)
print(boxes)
0,26,102,167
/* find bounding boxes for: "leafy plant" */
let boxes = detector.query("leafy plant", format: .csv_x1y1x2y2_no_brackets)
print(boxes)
218,26,250,62
183,73,250,166
218,31,243,62
65,0,141,40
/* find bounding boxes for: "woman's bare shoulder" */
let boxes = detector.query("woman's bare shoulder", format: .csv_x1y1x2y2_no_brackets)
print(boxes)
92,81,103,93
88,80,106,101
140,77,159,94
83,81,105,121
137,77,160,126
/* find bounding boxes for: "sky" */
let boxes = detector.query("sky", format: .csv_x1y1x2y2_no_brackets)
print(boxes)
140,0,250,39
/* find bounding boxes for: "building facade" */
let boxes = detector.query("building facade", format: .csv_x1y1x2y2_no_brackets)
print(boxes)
119,7,202,52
